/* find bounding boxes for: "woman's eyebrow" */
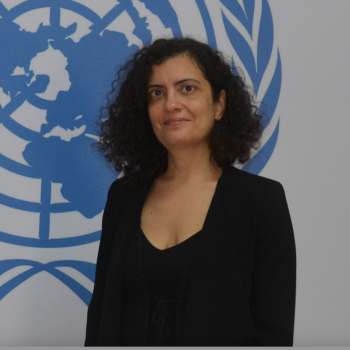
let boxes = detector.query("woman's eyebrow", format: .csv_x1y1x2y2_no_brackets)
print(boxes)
147,84,163,89
175,78,201,86
147,78,201,89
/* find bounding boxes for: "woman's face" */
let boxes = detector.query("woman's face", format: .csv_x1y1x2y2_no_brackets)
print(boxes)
147,55,225,151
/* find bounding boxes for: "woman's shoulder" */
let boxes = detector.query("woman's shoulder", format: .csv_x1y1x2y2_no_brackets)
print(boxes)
221,167,293,236
108,176,127,194
107,175,151,204
222,166,286,200
105,176,126,203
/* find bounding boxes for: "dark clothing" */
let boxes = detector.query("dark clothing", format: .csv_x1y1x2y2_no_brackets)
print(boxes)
141,226,200,300
85,166,296,346
141,227,201,346
120,226,200,345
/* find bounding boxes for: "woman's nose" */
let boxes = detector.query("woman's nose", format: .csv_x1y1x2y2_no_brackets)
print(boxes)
165,90,182,112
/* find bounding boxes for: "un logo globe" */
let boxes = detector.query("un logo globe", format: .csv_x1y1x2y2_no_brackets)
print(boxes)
0,0,281,343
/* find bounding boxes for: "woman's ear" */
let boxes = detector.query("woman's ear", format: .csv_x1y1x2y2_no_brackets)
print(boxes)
214,90,226,121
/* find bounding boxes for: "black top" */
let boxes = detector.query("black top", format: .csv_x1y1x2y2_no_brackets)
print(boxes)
120,226,200,346
85,166,296,346
141,227,200,299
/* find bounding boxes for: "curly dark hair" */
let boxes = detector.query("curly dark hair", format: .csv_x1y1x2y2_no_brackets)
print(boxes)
99,37,262,186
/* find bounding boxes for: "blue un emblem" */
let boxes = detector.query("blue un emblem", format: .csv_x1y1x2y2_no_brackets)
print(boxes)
0,0,281,344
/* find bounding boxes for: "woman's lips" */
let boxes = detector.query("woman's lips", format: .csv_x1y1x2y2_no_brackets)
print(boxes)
164,118,188,126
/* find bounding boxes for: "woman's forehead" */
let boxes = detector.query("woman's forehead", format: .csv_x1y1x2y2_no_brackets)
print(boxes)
148,55,207,84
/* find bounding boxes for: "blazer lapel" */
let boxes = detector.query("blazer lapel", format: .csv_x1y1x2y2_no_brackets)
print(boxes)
98,182,152,345
177,166,256,345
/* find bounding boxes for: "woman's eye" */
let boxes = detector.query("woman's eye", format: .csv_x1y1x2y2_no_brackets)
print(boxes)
150,90,162,97
183,85,194,92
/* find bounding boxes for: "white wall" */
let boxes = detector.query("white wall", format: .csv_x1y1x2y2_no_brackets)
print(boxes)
264,1,350,346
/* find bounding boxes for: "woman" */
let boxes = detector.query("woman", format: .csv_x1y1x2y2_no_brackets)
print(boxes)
85,37,296,346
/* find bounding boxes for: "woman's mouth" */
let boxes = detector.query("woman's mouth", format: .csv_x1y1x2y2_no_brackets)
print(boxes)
164,118,188,126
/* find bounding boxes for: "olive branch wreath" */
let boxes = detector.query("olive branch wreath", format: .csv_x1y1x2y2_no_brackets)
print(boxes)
216,0,282,174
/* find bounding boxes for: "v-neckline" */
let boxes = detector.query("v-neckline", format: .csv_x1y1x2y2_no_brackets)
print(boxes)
140,226,202,252
139,167,226,250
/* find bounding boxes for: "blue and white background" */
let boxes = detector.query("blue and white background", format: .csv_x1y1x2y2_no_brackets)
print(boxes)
0,0,349,346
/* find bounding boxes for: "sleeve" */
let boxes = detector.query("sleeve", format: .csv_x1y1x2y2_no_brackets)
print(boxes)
250,182,297,346
84,181,124,346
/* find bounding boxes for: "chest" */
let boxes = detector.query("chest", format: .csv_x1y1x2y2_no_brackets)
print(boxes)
140,181,217,249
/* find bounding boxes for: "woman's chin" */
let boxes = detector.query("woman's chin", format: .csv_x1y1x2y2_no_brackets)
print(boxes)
161,136,207,151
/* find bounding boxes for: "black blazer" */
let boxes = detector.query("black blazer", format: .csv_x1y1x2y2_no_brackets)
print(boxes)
85,166,296,346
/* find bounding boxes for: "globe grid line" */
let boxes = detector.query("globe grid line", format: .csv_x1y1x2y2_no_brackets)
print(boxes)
0,0,156,306
0,0,139,248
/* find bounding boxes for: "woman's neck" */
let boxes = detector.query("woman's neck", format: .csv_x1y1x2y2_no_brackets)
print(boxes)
162,145,222,184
